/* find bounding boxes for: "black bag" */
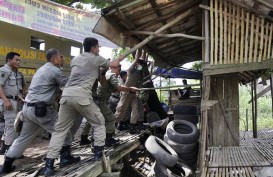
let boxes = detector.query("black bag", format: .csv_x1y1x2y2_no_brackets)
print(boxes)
34,102,47,117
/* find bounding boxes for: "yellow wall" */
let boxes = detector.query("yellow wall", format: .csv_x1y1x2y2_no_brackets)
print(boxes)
0,21,82,82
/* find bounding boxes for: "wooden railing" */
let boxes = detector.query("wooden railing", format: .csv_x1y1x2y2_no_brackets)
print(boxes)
210,0,273,65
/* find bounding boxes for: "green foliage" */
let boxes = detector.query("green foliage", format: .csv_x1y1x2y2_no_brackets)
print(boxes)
239,85,273,131
51,0,116,8
191,61,202,71
112,48,134,61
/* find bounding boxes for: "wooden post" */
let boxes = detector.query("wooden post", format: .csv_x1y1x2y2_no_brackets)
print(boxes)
246,108,248,131
270,73,273,118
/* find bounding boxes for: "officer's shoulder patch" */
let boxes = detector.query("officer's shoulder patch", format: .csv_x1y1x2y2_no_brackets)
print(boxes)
0,71,6,78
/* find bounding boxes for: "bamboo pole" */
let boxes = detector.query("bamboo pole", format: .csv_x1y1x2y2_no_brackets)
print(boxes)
235,6,240,64
129,31,205,40
219,0,223,64
258,18,264,62
139,84,200,91
249,14,255,63
205,10,210,63
210,0,214,65
253,17,259,62
223,0,227,64
244,12,250,63
214,0,218,65
263,22,269,60
227,2,232,64
123,7,197,57
240,8,245,64
268,24,273,59
231,5,236,64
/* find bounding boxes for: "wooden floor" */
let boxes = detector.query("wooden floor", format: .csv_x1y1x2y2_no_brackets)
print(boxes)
2,129,149,177
201,129,273,177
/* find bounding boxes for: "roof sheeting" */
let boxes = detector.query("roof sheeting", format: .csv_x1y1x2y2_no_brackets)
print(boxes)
154,67,202,79
93,0,203,67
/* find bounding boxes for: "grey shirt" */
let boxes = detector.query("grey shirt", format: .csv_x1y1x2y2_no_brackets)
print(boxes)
125,64,143,88
25,62,68,105
97,72,119,101
0,64,25,96
62,52,110,98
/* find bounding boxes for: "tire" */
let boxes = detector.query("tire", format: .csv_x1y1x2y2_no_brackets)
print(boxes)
166,120,199,144
174,114,199,125
154,161,185,177
177,146,198,161
145,135,178,167
154,160,193,177
173,105,197,115
164,135,198,154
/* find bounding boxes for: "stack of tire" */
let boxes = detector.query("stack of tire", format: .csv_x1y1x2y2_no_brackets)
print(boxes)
145,135,192,177
164,120,199,169
173,105,199,125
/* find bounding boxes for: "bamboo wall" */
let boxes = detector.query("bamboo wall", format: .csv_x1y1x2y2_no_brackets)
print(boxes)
210,0,273,65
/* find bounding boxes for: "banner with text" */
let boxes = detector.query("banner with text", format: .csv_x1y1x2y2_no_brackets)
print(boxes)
0,0,117,48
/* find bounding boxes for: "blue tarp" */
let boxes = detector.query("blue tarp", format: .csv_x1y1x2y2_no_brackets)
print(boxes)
154,67,202,79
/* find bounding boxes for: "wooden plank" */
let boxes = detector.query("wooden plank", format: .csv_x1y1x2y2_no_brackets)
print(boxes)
223,1,227,64
249,14,255,63
253,17,259,62
268,24,273,59
258,18,264,62
244,12,250,63
263,22,269,60
219,0,223,64
210,0,214,65
240,8,245,64
231,5,236,64
235,5,240,64
227,2,232,64
214,0,218,65
203,59,273,76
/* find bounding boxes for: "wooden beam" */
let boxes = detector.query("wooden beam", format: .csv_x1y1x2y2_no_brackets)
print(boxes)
128,31,205,40
197,75,210,175
75,136,142,177
248,85,271,103
124,7,199,57
203,59,273,75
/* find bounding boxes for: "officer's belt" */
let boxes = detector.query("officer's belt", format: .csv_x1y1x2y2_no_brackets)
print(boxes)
25,103,52,107
92,96,104,101
111,95,120,99
6,95,19,100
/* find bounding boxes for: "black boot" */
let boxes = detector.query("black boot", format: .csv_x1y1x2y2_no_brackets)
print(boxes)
117,121,130,131
44,158,55,176
93,146,104,161
59,146,81,168
0,144,10,155
105,133,119,147
137,121,147,131
0,156,15,174
130,124,139,134
79,135,91,146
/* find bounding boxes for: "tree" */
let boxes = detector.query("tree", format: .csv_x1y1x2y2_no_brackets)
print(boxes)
51,0,116,9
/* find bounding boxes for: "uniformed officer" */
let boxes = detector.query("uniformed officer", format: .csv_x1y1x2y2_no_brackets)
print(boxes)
0,49,80,174
80,66,139,147
44,37,125,176
0,52,25,154
115,50,147,134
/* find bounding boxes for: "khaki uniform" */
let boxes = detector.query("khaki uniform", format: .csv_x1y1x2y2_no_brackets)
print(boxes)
47,52,110,159
115,64,144,124
6,62,70,158
0,64,25,145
